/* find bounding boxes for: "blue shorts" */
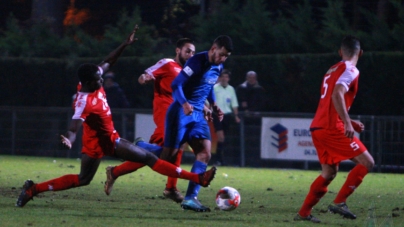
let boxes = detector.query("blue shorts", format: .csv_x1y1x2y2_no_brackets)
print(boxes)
164,103,211,149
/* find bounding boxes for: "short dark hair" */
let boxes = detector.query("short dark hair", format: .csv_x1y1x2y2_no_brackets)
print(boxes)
77,63,101,84
341,35,361,57
213,35,233,52
176,38,193,49
220,69,231,77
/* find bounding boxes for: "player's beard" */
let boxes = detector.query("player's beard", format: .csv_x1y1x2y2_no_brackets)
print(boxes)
179,55,187,66
211,51,220,65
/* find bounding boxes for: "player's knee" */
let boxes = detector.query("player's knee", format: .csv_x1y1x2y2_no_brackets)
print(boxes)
196,150,211,162
323,174,336,181
329,174,337,181
359,156,375,171
321,171,337,181
363,160,374,171
79,177,92,186
144,152,158,167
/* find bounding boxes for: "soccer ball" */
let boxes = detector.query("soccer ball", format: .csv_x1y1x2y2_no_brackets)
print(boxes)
215,186,241,211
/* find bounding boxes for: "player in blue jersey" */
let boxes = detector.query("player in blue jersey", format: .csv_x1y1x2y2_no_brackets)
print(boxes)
163,35,233,212
122,35,233,211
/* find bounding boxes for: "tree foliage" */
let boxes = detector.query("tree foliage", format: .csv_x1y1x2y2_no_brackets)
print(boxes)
1,0,404,57
190,0,404,55
0,8,163,58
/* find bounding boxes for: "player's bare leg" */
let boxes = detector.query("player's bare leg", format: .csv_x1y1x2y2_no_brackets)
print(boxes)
105,137,161,195
159,147,180,163
114,139,216,186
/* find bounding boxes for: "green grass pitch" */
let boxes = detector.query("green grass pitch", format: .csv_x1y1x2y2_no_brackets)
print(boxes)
1,155,403,226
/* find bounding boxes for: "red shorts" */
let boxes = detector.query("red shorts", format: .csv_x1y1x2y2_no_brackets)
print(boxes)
81,132,120,159
311,129,367,165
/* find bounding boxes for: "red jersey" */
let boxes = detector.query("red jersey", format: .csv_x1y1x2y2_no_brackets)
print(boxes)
73,86,120,158
145,58,182,145
146,58,182,109
310,61,360,130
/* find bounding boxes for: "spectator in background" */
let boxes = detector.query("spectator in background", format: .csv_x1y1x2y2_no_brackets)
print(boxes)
103,71,130,108
213,69,240,166
236,71,265,112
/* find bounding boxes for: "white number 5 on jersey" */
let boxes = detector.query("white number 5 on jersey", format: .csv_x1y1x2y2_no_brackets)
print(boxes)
321,75,331,98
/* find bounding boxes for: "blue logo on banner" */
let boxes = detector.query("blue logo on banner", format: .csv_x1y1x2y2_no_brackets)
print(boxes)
270,123,288,152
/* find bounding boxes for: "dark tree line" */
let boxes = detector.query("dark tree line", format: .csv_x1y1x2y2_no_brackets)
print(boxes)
1,0,404,58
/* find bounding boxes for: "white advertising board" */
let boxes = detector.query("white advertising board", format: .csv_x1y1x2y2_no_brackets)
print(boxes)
135,113,155,140
260,117,318,161
260,117,359,161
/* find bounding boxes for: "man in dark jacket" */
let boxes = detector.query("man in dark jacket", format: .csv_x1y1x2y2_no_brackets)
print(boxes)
236,71,265,112
103,71,130,108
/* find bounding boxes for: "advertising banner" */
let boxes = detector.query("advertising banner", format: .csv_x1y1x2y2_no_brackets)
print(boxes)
260,117,359,161
260,117,318,161
135,113,155,140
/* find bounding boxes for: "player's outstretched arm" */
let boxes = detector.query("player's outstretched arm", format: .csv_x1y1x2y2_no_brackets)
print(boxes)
61,119,83,149
172,71,193,115
138,73,155,85
99,25,139,72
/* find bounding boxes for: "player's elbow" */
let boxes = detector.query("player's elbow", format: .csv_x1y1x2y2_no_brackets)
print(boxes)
331,91,343,104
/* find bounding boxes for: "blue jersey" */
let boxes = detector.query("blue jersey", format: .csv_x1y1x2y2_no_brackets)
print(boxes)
171,51,223,111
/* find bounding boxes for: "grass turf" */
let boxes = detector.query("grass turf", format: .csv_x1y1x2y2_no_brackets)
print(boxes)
1,155,403,227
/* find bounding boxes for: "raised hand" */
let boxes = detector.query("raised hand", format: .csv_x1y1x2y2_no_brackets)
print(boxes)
126,24,139,45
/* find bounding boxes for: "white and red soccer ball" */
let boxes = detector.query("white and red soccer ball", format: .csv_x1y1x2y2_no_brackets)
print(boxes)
215,186,241,211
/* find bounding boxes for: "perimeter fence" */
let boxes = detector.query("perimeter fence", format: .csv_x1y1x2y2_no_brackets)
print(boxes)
0,107,402,173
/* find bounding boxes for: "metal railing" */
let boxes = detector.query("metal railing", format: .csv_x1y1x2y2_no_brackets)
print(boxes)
0,107,403,173
232,112,404,172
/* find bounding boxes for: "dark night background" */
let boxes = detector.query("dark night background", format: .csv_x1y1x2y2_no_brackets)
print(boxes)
0,0,396,43
0,0,403,115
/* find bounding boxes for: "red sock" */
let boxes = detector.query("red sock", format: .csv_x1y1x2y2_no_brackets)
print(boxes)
165,149,183,189
35,174,80,194
112,161,146,178
298,175,331,217
334,164,368,204
152,159,198,183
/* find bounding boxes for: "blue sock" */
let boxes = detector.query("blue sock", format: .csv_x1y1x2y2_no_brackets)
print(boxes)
184,160,207,200
136,141,162,156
